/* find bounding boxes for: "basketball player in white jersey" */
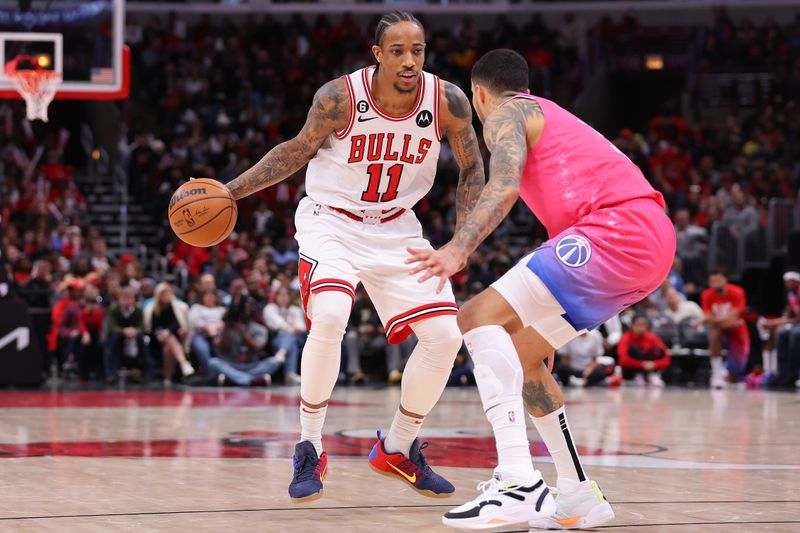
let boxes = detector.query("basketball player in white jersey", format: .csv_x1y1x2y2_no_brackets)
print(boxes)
225,12,484,502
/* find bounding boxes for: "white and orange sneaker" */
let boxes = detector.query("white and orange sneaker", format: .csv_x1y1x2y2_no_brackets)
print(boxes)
442,472,555,530
528,479,614,530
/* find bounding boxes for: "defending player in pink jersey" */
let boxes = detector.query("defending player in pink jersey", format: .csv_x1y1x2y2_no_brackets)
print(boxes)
225,12,485,504
409,49,676,530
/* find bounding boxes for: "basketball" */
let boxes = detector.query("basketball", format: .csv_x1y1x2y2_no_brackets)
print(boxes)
168,178,237,247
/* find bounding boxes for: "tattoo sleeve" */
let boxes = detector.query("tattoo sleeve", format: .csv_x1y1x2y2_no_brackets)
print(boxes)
449,102,529,256
226,78,349,200
442,81,485,232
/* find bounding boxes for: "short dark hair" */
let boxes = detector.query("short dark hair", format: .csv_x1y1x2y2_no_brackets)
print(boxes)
374,11,423,46
709,267,728,278
471,49,529,94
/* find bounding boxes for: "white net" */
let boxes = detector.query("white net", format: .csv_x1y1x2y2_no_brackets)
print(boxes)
9,70,62,122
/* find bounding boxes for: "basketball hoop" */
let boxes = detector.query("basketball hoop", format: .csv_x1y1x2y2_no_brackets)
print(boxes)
5,55,62,122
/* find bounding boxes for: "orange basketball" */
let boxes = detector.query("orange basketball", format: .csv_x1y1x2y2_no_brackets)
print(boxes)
168,178,237,247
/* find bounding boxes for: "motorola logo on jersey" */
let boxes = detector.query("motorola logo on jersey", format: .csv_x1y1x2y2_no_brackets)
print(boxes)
356,100,369,113
416,110,433,128
348,133,433,165
556,234,592,268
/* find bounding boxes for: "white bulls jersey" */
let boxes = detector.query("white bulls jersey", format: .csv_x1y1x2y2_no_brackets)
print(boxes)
305,66,442,210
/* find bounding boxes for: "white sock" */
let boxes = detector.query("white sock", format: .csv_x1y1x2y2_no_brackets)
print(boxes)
299,404,326,456
297,290,351,457
530,406,586,484
465,325,537,484
384,315,462,456
711,356,724,376
764,349,776,374
383,410,422,456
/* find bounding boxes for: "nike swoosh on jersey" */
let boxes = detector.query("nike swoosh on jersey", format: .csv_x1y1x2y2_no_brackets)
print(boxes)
357,116,377,122
387,461,416,483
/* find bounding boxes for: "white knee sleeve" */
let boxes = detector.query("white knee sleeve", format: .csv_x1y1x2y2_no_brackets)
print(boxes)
465,325,523,411
300,291,351,404
399,314,462,415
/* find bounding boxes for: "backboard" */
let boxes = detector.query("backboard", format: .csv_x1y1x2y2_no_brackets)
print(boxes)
0,0,127,101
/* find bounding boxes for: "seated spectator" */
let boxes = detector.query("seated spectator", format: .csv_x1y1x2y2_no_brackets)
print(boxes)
77,284,105,381
263,286,306,384
758,271,800,382
663,287,706,348
673,208,707,290
701,269,750,387
54,277,84,378
555,330,615,387
144,282,194,386
617,315,671,387
599,314,623,357
188,290,226,372
105,286,154,383
209,302,282,386
344,289,410,385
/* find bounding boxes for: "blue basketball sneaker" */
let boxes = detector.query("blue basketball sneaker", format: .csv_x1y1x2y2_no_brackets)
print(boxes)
288,440,328,503
368,430,455,497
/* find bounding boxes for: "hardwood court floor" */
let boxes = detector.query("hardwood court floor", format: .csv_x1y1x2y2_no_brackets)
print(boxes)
0,386,798,532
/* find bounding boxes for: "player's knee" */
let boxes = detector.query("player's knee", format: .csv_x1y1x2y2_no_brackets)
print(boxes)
308,305,348,343
413,315,463,365
457,299,484,334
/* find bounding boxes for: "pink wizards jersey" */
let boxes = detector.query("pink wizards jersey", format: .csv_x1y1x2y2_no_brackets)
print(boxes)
511,94,676,331
513,94,665,238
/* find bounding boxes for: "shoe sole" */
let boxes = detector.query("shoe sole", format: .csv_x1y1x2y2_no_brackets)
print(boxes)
528,501,615,530
442,494,556,530
368,462,453,499
290,489,324,504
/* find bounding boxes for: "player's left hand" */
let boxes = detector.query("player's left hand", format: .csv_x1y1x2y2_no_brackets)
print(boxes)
406,244,466,294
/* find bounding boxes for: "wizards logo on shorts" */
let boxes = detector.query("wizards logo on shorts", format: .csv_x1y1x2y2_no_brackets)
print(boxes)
556,234,592,268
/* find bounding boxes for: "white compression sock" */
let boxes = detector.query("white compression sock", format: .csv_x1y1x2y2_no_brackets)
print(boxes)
384,315,462,456
298,291,351,454
383,410,423,455
711,356,724,376
764,349,777,374
465,325,537,484
530,406,586,484
299,404,327,456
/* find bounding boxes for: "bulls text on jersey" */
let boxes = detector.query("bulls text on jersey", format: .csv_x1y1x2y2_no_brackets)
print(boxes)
348,133,433,165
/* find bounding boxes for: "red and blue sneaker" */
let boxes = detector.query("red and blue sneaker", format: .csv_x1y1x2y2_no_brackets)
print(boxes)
288,440,328,503
368,430,455,497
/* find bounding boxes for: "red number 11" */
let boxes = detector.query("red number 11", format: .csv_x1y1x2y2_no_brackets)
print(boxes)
361,163,403,203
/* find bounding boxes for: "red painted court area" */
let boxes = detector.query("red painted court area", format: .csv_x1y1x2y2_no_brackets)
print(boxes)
0,390,365,408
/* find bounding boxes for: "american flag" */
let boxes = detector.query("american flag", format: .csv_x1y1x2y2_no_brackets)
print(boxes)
90,67,114,84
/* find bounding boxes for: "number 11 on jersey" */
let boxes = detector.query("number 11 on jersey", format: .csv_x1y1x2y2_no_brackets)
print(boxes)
361,163,403,203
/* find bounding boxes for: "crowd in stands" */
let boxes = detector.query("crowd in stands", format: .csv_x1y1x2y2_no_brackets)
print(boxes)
1,11,800,389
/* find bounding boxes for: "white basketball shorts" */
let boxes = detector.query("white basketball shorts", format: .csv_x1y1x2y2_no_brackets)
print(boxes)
295,196,457,344
491,251,585,350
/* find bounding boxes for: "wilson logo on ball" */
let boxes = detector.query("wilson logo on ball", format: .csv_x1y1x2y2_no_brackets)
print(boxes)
556,234,592,268
169,188,207,210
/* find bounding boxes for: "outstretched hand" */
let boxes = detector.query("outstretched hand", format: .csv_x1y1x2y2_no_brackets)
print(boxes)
406,244,467,294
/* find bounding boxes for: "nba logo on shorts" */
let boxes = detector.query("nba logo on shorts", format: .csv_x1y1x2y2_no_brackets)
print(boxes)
556,234,592,268
508,411,516,423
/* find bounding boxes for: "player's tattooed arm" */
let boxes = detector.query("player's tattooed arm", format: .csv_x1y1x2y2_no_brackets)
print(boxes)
440,81,485,231
226,78,350,200
448,102,528,257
